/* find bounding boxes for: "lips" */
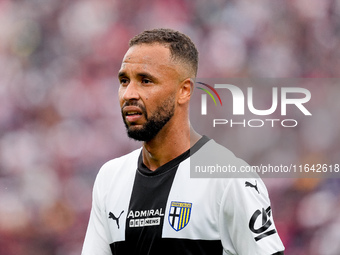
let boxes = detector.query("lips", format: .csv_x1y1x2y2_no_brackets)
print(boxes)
122,106,144,123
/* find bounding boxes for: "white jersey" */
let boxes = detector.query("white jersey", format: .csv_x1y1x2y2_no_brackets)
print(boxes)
82,136,284,255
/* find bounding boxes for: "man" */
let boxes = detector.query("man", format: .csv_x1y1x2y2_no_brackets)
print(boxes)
82,28,285,255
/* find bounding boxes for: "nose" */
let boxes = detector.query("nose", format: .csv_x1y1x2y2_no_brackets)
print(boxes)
120,81,140,102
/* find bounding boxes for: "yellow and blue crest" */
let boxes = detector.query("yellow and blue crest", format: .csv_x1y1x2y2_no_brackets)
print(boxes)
168,201,192,231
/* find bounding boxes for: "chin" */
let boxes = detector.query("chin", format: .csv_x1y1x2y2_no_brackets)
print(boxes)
127,128,156,142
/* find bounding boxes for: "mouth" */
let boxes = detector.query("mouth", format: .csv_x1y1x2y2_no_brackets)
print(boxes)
125,111,142,116
123,106,144,123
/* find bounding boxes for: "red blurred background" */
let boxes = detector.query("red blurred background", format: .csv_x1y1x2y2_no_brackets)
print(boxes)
0,0,340,254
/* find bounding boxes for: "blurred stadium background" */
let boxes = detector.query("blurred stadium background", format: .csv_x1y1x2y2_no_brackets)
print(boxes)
0,0,340,254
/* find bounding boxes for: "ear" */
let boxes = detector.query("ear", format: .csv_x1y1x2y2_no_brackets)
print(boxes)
178,78,193,105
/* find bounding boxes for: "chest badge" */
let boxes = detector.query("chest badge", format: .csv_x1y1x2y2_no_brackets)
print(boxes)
168,201,192,231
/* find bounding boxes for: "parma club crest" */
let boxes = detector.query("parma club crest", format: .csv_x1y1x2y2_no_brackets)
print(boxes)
168,201,192,231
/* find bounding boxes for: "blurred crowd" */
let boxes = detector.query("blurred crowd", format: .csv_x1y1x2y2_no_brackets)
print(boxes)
0,0,340,254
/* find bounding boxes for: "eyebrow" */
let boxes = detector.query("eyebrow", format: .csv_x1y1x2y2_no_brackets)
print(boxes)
118,71,158,82
118,71,126,79
137,72,157,81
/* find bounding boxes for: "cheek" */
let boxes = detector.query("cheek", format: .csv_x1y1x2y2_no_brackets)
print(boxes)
118,87,125,106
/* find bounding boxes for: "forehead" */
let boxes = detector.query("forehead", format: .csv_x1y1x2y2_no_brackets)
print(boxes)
119,44,176,74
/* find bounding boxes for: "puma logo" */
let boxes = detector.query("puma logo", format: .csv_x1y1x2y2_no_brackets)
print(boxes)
245,180,259,194
109,210,124,229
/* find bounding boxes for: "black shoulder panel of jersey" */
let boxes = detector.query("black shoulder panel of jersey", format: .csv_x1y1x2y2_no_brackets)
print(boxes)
272,252,284,255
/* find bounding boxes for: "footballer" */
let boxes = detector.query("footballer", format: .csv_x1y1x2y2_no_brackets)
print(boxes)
82,28,285,255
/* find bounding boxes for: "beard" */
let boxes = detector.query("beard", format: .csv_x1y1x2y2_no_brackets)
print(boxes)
121,96,175,142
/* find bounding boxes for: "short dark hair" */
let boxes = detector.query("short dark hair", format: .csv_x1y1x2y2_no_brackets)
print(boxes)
129,28,198,77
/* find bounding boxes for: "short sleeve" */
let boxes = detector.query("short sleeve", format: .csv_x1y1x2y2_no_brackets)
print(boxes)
82,169,112,255
219,177,285,255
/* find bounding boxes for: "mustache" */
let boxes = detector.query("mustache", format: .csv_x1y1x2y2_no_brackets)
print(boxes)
122,100,142,108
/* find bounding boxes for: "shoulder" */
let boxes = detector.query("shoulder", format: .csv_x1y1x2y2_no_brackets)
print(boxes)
192,138,259,179
197,138,249,166
95,148,141,186
101,148,141,170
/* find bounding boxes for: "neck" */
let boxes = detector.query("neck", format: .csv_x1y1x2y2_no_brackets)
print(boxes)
142,123,201,171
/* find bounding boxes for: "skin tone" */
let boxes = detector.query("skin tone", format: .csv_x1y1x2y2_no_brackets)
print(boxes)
118,43,201,170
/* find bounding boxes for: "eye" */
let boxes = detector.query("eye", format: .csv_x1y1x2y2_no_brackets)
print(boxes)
142,78,152,84
120,78,129,86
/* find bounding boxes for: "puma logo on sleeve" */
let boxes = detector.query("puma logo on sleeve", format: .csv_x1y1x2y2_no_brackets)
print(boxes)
245,180,260,194
109,211,125,229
